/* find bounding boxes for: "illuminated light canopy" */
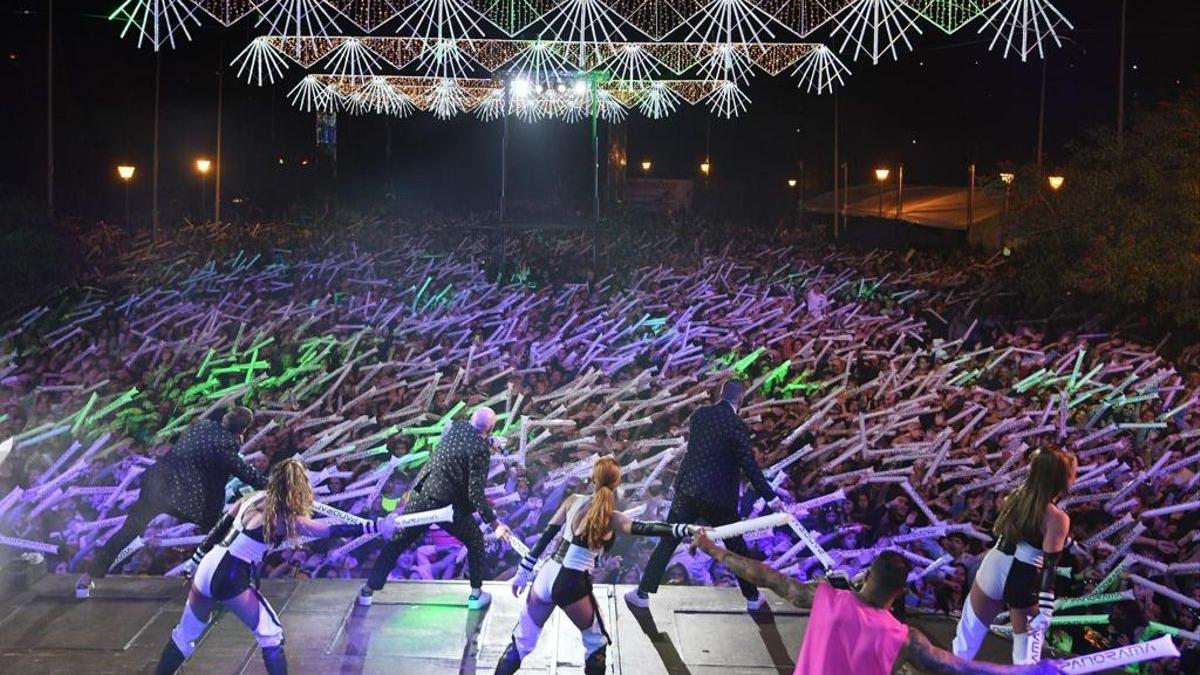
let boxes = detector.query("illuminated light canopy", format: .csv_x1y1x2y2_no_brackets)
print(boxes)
195,158,212,174
704,79,750,118
254,0,342,41
325,37,384,78
636,80,682,119
428,78,468,119
1047,174,1064,191
117,165,137,180
231,36,290,85
875,167,890,181
791,43,849,95
415,39,475,79
830,0,924,65
978,0,1073,62
788,178,798,187
109,0,201,50
288,74,336,112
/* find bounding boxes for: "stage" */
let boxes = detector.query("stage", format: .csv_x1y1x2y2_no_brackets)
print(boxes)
0,574,1027,674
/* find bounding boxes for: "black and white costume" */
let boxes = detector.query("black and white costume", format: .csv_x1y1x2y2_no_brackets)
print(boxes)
155,494,384,675
953,532,1066,665
496,496,689,675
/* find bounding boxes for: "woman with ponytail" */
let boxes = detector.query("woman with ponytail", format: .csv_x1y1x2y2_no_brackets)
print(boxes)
953,447,1078,666
495,456,698,675
154,458,399,675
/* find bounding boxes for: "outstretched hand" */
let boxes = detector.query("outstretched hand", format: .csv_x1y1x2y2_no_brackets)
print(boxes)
689,528,718,555
512,568,531,597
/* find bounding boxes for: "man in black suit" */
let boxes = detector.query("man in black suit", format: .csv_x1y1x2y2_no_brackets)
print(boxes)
626,381,782,610
359,406,510,610
76,406,266,597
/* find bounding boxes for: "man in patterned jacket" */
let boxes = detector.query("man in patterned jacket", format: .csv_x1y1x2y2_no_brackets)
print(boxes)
359,406,511,610
626,381,783,610
76,406,266,597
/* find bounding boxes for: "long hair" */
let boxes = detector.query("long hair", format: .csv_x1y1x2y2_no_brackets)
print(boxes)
993,447,1077,542
580,457,620,550
262,457,314,546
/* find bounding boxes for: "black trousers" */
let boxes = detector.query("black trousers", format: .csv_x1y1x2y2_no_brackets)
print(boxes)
366,493,487,590
89,491,214,578
637,493,758,600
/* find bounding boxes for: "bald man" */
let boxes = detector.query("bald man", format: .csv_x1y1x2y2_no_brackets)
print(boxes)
359,407,510,610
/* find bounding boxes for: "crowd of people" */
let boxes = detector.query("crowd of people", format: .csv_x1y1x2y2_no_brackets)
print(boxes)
1,215,1199,671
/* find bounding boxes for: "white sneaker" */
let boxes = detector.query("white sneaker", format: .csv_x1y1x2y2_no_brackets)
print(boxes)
624,589,650,609
746,593,767,611
467,590,492,610
75,579,94,599
357,586,374,607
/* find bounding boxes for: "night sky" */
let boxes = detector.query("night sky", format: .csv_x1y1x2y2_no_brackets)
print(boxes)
1,1,1196,223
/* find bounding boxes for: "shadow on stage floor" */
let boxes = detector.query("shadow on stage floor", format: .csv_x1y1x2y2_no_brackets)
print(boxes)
0,575,1018,674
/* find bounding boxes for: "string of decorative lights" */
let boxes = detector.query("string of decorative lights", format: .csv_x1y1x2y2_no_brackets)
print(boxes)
114,0,1073,118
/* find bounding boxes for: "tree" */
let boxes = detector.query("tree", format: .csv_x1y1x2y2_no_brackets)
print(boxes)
1011,85,1200,328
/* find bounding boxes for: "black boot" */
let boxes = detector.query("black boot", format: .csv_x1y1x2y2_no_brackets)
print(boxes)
584,646,606,675
262,645,288,675
494,640,522,675
262,638,288,672
154,639,188,675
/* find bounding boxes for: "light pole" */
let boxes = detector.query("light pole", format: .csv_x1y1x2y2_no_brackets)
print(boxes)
1000,171,1015,246
874,168,890,217
117,165,135,231
195,158,212,221
896,163,904,220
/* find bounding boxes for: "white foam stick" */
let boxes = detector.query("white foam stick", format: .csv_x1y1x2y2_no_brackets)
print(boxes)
636,450,678,497
1083,513,1134,547
1057,590,1135,611
909,554,954,582
766,444,815,477
901,480,940,524
1059,635,1180,674
493,492,522,507
1140,499,1200,519
1102,523,1147,574
311,500,370,525
1127,554,1169,574
787,489,847,515
0,534,59,554
1130,574,1200,609
708,512,793,541
108,535,145,570
151,535,206,548
787,517,836,570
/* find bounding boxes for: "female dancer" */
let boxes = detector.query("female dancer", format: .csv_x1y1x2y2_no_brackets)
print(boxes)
155,458,397,675
953,447,1077,665
495,456,696,675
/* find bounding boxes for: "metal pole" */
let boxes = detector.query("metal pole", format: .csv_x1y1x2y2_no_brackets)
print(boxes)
200,175,206,221
1117,0,1127,145
591,83,600,271
498,81,510,278
877,178,884,217
798,160,805,228
897,163,904,220
832,91,839,238
215,42,224,223
967,163,976,229
47,0,54,221
152,51,161,240
841,162,848,236
124,182,130,232
1036,59,1046,172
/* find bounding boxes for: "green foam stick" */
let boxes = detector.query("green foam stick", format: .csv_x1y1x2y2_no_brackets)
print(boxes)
1049,614,1109,626
396,450,431,468
731,347,766,375
71,392,99,436
381,496,399,513
196,348,216,379
412,276,432,314
86,388,139,426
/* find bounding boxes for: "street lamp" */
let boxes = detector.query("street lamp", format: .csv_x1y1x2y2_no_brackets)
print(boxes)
999,172,1015,246
699,160,710,176
116,164,135,231
1047,175,1065,191
641,160,652,173
787,178,798,187
195,158,212,221
875,168,890,217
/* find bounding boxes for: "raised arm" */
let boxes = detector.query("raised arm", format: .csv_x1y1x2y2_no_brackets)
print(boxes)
293,514,391,540
897,628,1056,674
691,530,817,609
612,510,693,538
219,442,268,490
190,500,240,566
1033,507,1071,630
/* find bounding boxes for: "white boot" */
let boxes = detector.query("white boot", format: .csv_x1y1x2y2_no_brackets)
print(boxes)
952,600,987,659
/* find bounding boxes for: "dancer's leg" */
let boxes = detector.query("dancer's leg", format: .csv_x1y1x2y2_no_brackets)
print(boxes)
562,593,610,675
85,494,162,579
636,498,693,596
226,587,287,675
496,590,556,674
444,509,488,591
1010,605,1037,665
952,582,1004,659
154,587,215,675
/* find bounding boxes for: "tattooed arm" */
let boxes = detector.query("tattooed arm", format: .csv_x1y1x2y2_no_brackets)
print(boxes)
896,629,1060,675
692,530,817,609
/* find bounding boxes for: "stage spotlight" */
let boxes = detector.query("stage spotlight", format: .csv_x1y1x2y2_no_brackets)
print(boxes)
511,78,531,97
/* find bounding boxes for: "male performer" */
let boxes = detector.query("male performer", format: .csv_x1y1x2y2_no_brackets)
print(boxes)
626,380,783,610
690,531,1064,675
76,406,266,597
359,406,511,610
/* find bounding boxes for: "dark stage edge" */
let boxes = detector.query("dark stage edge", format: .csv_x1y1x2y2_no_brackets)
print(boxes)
0,575,1019,674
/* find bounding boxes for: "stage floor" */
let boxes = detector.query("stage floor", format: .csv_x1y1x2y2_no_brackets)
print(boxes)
0,575,1018,674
